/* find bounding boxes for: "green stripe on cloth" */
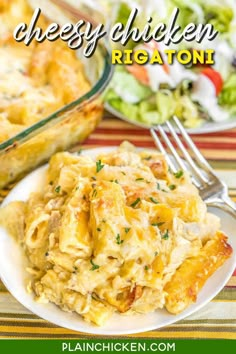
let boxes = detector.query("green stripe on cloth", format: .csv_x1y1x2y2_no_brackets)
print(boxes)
215,288,236,301
211,162,236,169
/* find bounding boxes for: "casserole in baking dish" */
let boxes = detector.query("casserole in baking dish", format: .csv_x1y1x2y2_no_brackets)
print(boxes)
0,0,112,189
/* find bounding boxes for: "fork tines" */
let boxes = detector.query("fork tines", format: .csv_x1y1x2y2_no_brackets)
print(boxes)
150,116,217,189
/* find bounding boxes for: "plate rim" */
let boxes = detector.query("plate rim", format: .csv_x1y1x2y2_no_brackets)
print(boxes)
0,146,235,335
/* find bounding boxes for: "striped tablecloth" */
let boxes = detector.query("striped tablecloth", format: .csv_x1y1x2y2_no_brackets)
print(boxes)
0,116,236,339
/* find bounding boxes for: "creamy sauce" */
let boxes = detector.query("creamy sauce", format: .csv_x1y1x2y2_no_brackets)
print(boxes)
144,43,197,91
192,75,229,122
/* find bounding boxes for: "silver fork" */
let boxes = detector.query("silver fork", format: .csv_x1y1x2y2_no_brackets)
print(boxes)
151,116,236,218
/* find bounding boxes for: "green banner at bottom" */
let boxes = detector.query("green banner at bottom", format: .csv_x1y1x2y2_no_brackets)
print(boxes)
0,339,235,354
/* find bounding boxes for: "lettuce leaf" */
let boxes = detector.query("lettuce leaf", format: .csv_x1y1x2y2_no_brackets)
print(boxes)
156,91,176,123
170,0,201,27
109,68,152,104
170,0,234,34
115,1,132,27
105,64,206,128
203,4,233,33
139,100,162,124
219,74,236,110
105,85,205,128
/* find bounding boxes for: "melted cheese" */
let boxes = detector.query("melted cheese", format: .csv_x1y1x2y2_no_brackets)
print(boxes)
0,0,90,143
0,142,229,326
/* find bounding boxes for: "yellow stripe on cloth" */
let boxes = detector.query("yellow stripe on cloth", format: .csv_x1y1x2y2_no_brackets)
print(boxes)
0,329,235,340
126,332,236,339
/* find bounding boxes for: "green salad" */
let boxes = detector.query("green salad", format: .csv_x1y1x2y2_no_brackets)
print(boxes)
104,0,236,128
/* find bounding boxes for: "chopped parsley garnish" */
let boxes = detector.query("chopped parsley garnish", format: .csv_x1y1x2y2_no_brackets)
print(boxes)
157,183,160,190
90,259,100,271
73,266,78,271
92,189,97,198
144,266,149,271
130,198,141,208
96,160,104,173
149,197,159,204
174,170,184,179
91,294,98,301
77,148,82,155
162,230,169,240
91,176,97,181
102,219,106,223
97,228,101,232
121,171,126,175
154,251,158,257
110,179,119,184
55,185,61,193
143,156,152,161
136,178,144,181
116,234,124,245
125,227,131,234
169,184,176,190
152,222,165,227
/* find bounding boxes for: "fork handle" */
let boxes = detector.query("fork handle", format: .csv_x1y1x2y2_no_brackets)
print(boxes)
206,196,236,218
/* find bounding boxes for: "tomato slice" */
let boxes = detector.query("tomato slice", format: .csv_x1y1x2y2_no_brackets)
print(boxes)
201,68,223,96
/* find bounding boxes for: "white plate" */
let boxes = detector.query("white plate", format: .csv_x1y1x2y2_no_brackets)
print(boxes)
106,103,236,135
0,147,236,335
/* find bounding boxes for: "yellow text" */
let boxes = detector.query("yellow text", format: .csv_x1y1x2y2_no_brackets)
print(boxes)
111,49,215,66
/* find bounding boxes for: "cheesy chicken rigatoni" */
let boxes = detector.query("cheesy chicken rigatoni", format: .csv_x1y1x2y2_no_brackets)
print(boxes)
0,143,232,326
0,0,91,142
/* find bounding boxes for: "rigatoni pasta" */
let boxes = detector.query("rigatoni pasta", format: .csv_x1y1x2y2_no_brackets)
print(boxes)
0,142,232,326
0,0,91,142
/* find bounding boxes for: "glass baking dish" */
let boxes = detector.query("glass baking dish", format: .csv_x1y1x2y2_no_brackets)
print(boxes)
0,1,113,189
